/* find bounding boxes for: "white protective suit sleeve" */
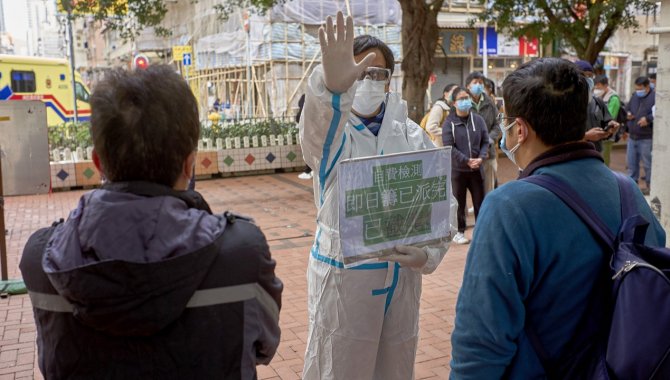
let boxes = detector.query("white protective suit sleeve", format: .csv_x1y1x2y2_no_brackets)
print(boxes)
299,64,356,198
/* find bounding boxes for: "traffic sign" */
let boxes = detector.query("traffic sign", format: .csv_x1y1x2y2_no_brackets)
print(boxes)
183,53,192,67
172,45,192,62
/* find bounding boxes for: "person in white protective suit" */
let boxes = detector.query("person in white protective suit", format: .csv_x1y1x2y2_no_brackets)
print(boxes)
300,12,457,380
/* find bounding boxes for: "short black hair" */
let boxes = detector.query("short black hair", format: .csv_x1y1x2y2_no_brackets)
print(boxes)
450,86,470,104
465,71,485,86
649,73,656,80
502,58,588,146
443,83,458,94
635,76,650,86
353,35,395,74
595,75,609,86
484,78,495,95
90,65,200,187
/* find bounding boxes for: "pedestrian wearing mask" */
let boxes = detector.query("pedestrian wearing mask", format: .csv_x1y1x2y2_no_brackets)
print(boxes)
299,12,456,380
425,83,457,146
442,87,489,245
465,72,499,194
575,60,619,152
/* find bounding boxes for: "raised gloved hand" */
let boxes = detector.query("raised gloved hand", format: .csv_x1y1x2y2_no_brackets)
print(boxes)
318,11,376,94
383,245,428,269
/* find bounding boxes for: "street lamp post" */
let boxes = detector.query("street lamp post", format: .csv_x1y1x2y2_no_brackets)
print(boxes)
66,10,78,123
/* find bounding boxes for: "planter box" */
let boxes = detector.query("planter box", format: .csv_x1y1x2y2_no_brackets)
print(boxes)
281,144,306,168
195,151,219,176
74,161,102,186
50,162,77,189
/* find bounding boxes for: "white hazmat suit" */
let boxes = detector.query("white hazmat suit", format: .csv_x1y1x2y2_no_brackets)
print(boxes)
299,62,455,379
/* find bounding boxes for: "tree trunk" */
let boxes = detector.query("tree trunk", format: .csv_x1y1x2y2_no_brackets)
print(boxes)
398,0,442,123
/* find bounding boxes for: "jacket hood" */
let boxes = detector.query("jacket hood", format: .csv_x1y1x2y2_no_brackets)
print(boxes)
42,183,226,336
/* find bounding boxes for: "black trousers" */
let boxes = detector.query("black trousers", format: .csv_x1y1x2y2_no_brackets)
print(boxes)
452,170,485,233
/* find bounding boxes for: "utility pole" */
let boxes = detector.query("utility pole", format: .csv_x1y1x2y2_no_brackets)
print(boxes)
0,144,7,281
648,0,670,241
66,8,78,123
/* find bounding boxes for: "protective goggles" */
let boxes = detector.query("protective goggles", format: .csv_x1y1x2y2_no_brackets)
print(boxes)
357,67,392,82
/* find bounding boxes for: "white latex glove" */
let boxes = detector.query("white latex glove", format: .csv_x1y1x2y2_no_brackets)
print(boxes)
318,11,376,94
383,245,429,269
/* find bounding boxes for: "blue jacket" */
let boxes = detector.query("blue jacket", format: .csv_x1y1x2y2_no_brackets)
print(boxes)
626,89,655,140
442,111,490,172
450,144,666,379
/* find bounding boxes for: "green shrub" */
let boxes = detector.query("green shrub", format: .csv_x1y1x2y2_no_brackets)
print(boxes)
48,119,299,151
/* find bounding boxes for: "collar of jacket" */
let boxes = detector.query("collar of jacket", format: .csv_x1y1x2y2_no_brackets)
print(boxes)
518,142,604,179
101,181,213,214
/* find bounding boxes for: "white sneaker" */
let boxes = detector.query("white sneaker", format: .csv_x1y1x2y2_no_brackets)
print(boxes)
468,207,474,214
298,172,313,180
452,232,470,245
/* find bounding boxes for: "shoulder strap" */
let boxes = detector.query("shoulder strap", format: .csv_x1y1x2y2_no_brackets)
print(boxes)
521,175,615,247
521,174,617,375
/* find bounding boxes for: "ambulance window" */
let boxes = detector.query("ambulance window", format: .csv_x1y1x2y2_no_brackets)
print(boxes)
75,82,90,103
10,71,36,93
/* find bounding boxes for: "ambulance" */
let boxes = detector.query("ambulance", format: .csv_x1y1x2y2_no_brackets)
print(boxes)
0,55,91,125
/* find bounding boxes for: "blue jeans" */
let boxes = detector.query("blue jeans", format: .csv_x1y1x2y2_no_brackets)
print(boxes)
626,138,652,186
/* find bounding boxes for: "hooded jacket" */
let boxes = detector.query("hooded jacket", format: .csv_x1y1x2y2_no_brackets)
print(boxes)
20,182,282,379
442,111,490,172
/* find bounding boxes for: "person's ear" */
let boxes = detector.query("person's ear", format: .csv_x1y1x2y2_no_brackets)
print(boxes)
515,118,531,144
92,149,104,174
183,151,197,180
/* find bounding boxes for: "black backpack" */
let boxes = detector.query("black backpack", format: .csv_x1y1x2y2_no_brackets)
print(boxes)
614,97,628,125
522,173,670,380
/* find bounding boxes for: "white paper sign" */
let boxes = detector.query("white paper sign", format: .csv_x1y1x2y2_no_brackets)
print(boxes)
338,147,452,267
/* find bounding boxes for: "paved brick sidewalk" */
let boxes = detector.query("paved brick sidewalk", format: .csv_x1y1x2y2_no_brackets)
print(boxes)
0,148,632,379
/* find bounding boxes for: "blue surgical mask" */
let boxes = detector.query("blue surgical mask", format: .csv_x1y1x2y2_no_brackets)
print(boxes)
469,83,484,96
636,90,647,97
586,77,594,93
456,98,473,112
499,120,521,167
650,83,655,90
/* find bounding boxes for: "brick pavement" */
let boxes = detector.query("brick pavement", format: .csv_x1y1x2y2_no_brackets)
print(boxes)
0,147,634,379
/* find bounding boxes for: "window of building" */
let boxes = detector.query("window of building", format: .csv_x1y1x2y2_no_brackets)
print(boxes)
10,71,36,93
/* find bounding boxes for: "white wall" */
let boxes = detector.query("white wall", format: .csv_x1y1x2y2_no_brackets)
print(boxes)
650,0,670,241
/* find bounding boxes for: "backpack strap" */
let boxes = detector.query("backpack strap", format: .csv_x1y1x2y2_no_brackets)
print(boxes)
521,175,615,247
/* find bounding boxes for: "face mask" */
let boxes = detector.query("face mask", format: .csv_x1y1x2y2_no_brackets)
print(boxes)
352,79,387,116
593,89,604,98
499,120,521,167
650,83,655,90
469,83,484,96
456,98,473,112
636,90,647,98
586,77,594,93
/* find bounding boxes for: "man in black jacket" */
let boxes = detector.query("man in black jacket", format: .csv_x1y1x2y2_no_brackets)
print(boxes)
20,66,283,379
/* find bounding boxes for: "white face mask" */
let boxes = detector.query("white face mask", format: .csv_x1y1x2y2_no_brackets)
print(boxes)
593,89,605,98
352,79,387,116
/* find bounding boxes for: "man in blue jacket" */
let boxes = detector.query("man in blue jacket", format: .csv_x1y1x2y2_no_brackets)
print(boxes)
20,66,283,379
625,76,655,195
450,58,665,379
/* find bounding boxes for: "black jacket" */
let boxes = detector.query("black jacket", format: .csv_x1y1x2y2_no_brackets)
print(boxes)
442,111,490,172
20,182,283,379
626,89,655,140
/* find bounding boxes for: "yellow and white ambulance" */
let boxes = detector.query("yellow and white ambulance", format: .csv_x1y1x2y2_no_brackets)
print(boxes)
0,55,91,125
